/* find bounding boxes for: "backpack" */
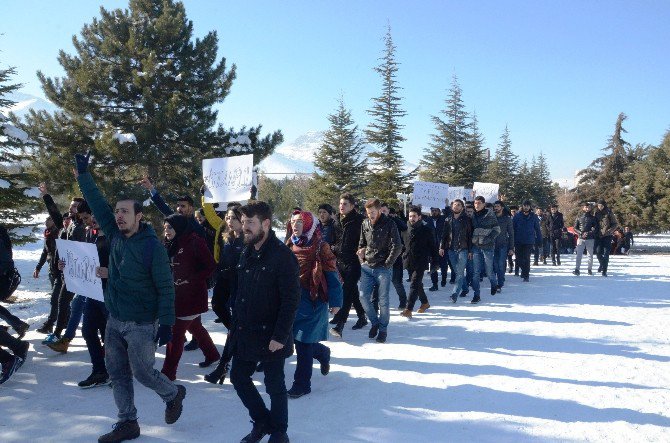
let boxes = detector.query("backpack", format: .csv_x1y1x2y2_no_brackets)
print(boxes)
0,268,21,301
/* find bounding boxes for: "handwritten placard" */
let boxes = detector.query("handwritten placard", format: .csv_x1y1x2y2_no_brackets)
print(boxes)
472,182,500,203
203,154,254,203
413,181,450,213
56,239,104,302
447,186,466,203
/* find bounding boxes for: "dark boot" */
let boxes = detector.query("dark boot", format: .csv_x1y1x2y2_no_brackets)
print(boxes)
98,420,140,443
165,385,186,424
240,421,270,443
329,321,344,338
184,338,199,351
204,361,230,385
351,317,368,330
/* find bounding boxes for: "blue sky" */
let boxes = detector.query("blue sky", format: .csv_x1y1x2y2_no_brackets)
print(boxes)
2,0,669,181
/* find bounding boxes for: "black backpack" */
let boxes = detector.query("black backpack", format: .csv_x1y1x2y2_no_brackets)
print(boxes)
0,268,21,301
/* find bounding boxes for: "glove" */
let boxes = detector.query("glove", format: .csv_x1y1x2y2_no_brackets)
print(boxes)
75,151,91,174
155,324,173,347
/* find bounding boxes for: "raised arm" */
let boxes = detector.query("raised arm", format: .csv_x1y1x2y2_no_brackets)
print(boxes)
140,176,173,217
39,183,63,229
74,153,118,238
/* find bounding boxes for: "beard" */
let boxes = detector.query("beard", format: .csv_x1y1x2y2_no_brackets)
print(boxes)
244,228,266,246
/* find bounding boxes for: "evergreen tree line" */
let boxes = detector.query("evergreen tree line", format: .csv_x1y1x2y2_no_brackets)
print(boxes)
306,28,556,212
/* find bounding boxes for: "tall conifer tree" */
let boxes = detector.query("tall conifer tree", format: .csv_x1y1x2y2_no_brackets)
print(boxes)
485,125,519,201
1,66,39,243
307,98,367,208
529,152,556,208
20,0,281,203
364,26,409,205
419,74,473,185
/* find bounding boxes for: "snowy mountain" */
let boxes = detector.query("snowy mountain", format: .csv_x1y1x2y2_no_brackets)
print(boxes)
1,92,57,119
258,130,418,177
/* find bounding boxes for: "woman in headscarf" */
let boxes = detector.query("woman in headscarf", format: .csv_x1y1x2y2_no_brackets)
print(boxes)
161,214,219,381
285,210,342,398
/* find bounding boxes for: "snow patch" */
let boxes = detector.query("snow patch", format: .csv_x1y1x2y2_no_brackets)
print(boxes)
112,132,137,144
174,73,182,81
1,122,30,142
0,178,10,188
23,187,41,198
109,86,118,94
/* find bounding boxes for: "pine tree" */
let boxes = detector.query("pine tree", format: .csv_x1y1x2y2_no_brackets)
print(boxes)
306,98,367,208
485,125,519,202
20,0,281,208
419,74,468,184
461,110,489,186
1,66,39,243
364,26,409,206
529,152,556,208
512,160,534,205
575,113,636,224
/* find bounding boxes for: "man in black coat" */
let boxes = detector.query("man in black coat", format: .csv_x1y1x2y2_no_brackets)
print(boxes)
230,201,300,443
401,207,438,318
330,194,368,337
548,204,565,265
427,207,448,290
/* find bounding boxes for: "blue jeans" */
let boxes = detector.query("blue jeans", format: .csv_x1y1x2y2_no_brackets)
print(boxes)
493,246,509,288
461,255,473,293
448,250,468,297
105,316,178,422
82,299,108,374
358,264,391,332
63,295,86,339
472,247,497,296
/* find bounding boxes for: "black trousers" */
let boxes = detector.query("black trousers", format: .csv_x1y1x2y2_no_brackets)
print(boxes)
406,268,428,311
0,303,23,331
515,244,533,279
82,299,108,374
0,326,24,362
43,274,63,327
551,238,561,264
231,357,288,434
54,284,75,336
333,261,365,324
391,257,407,308
596,236,613,272
212,275,233,330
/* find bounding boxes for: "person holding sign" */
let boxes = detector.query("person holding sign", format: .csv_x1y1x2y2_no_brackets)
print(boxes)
74,152,186,443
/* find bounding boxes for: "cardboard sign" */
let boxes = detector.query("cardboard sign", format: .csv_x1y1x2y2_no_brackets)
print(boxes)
446,186,466,203
472,182,500,203
413,181,450,213
56,239,104,302
203,154,254,203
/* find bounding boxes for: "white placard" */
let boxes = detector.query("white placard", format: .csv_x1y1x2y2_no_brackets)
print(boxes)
56,239,104,302
202,154,254,203
472,182,500,203
447,186,466,203
413,181,450,213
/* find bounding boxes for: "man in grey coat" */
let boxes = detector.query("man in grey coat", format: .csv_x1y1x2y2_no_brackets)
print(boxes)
470,197,501,304
493,201,514,291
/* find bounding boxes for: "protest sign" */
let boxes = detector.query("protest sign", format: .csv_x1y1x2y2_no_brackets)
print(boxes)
202,154,253,203
56,239,104,302
472,182,500,203
447,186,466,203
413,181,450,213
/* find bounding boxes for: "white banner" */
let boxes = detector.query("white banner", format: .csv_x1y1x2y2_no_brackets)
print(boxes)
56,239,104,302
413,181,450,213
202,154,254,203
472,182,500,203
446,186,466,203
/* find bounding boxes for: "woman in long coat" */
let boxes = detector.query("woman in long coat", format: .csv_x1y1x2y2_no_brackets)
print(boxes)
286,210,342,398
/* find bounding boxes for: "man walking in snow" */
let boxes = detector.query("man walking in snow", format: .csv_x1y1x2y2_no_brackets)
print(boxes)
594,199,619,277
513,200,542,282
74,152,186,443
573,201,598,276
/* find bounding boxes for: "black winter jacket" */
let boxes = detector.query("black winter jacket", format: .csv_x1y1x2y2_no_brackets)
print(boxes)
440,214,473,252
574,211,598,240
472,208,500,249
595,207,619,237
358,213,403,269
548,212,565,240
403,221,438,271
231,230,300,362
332,210,365,266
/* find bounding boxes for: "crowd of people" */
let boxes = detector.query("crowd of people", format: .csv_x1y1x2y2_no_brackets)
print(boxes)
0,152,629,442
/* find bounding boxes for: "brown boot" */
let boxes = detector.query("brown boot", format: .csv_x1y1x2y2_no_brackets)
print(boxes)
400,309,412,319
47,337,71,353
417,303,431,313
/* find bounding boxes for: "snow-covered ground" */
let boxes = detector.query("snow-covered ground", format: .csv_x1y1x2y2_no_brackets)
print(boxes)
1,239,669,442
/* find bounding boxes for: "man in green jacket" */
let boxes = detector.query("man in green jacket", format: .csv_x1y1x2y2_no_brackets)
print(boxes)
74,153,186,443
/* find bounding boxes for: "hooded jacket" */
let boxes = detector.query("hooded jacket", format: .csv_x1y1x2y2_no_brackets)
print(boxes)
595,206,619,237
78,172,176,326
471,208,501,249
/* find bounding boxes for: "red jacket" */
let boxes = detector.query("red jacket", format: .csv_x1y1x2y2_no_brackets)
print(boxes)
170,232,216,317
